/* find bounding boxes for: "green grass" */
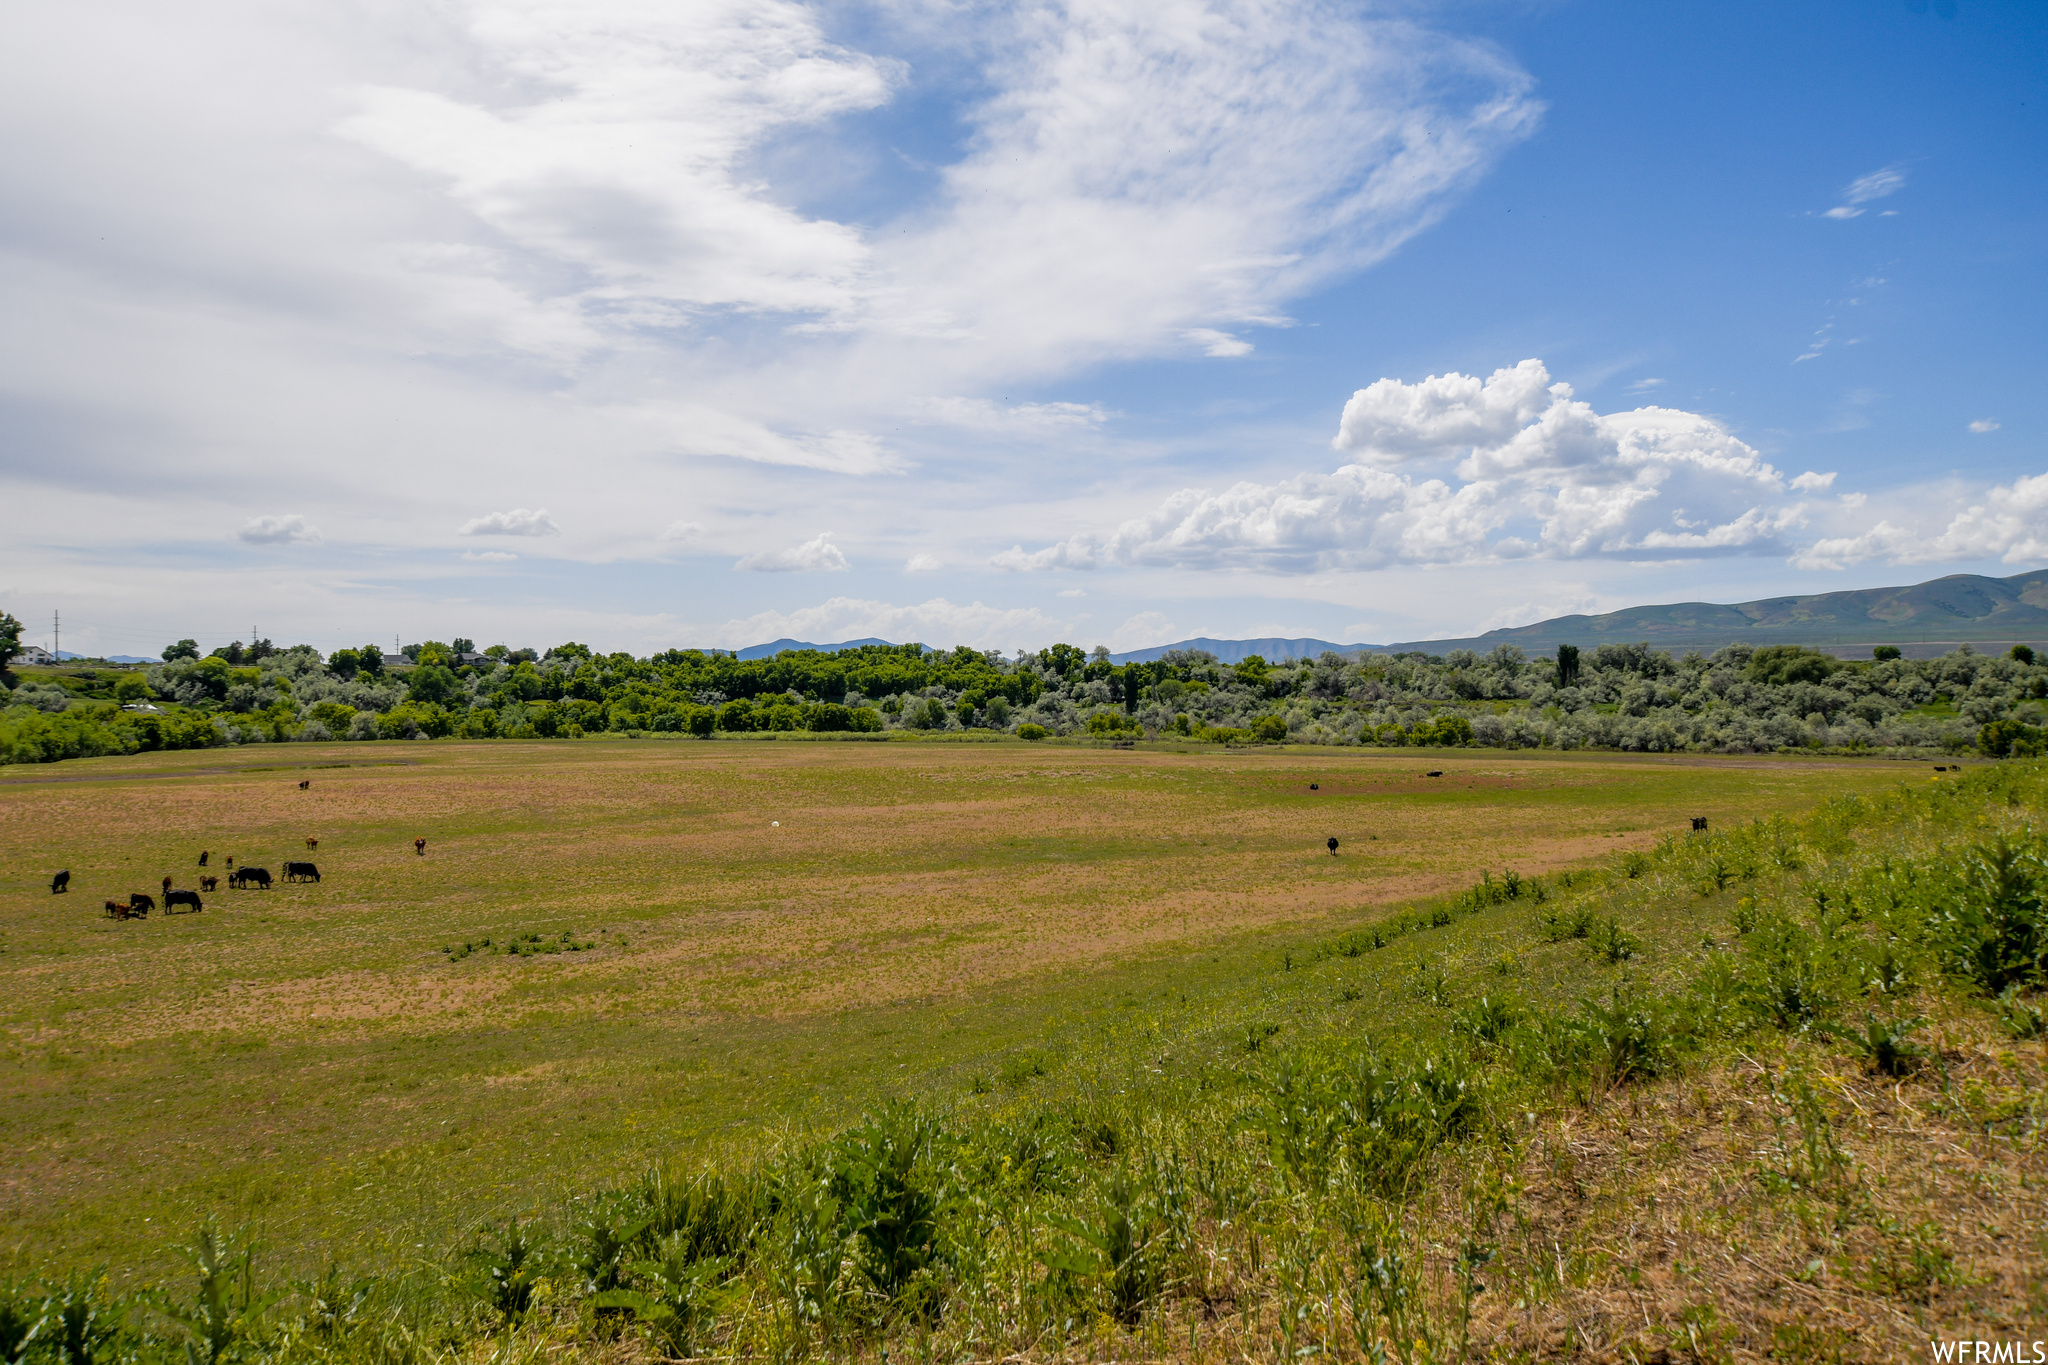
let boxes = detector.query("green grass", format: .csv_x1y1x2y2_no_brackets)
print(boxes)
4,740,2013,1359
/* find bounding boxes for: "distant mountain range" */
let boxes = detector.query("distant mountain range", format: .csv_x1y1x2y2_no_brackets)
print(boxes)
726,572,2048,666
728,637,894,661
1372,570,2048,660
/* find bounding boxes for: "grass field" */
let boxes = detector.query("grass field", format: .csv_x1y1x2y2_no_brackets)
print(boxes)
0,736,1930,1279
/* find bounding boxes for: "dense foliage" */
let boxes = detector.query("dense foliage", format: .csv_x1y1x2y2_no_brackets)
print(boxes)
4,764,2043,1359
6,635,2045,764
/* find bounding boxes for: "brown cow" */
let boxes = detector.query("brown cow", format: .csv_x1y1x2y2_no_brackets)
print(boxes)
161,875,173,897
414,837,427,856
104,899,128,919
198,850,209,867
305,837,319,851
298,780,310,791
200,875,219,892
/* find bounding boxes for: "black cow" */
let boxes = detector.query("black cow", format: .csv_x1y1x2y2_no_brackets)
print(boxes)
198,850,209,867
232,867,272,889
283,861,320,883
51,870,69,894
165,889,203,913
1425,770,1443,778
1326,837,1340,856
127,892,155,914
298,780,310,791
1690,816,1709,832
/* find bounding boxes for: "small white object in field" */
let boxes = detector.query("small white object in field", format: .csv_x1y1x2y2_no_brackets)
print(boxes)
772,821,780,826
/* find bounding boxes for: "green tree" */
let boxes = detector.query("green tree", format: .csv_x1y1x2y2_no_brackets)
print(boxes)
114,673,151,702
355,645,384,677
162,638,201,662
452,637,476,655
1872,645,1902,661
2011,644,2036,666
407,664,460,705
1234,655,1271,693
1555,643,1580,687
0,612,22,673
1746,645,1841,686
328,648,360,678
1250,714,1288,742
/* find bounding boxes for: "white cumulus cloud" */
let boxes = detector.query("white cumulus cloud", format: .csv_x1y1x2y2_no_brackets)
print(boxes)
735,531,849,573
1969,419,2001,433
903,553,942,572
238,514,320,545
1791,471,1837,492
1000,359,1803,572
460,507,559,537
1797,471,2048,570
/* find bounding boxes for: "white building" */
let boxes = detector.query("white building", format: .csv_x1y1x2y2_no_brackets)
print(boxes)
17,644,55,665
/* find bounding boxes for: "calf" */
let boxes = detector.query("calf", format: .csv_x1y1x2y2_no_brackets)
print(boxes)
305,837,318,851
414,837,427,856
104,899,129,919
162,875,173,897
198,850,209,867
165,889,203,913
127,892,155,915
283,861,320,883
51,870,69,894
200,875,219,892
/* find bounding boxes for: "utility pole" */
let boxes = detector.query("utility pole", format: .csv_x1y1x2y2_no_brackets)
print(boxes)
53,610,59,660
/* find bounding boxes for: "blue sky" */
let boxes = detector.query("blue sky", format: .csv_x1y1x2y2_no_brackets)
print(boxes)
2,0,2043,659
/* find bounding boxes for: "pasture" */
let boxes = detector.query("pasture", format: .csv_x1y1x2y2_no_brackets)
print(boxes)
0,737,1922,1276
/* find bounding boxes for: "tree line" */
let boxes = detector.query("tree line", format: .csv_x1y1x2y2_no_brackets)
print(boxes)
5,629,2047,763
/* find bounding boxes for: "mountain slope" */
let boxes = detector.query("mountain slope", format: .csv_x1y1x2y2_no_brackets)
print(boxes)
1384,569,2048,657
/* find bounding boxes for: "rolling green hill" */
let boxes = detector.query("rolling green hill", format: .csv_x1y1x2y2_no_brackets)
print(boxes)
1389,569,2048,658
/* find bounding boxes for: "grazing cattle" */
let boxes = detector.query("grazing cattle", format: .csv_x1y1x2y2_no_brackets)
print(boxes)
1425,770,1443,778
165,889,203,913
298,780,310,791
305,837,318,851
161,875,173,897
200,875,219,892
127,892,155,914
414,837,427,856
104,899,129,919
1326,836,1340,856
226,856,235,870
231,867,272,890
51,870,70,894
1309,783,1319,790
198,851,209,867
1690,816,1709,832
283,861,320,883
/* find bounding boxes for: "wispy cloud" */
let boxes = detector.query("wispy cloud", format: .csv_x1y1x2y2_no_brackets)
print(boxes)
1969,419,2001,433
1821,164,1906,219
